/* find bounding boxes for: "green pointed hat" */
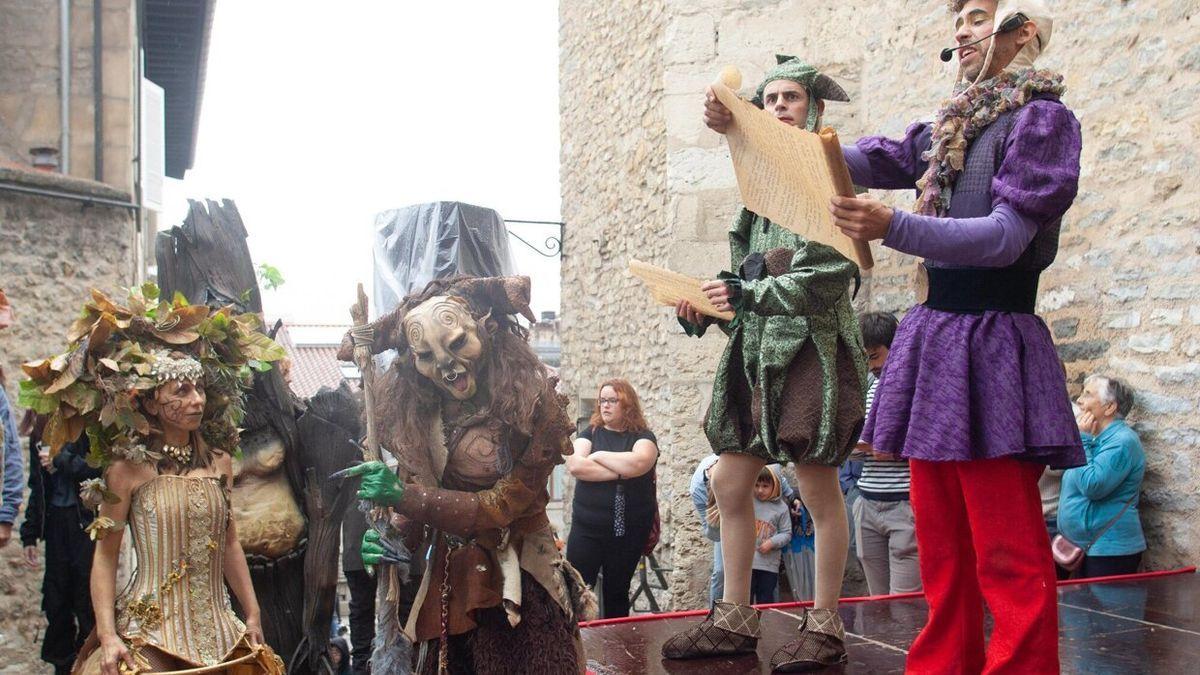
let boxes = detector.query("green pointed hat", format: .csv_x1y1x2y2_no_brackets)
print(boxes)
753,55,850,130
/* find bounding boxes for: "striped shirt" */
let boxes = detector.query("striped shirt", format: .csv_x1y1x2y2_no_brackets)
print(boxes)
859,376,911,501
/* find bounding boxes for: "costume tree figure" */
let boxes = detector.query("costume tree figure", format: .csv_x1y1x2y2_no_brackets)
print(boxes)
156,199,363,673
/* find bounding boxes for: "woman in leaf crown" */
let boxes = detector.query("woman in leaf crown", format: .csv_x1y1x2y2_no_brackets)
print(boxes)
22,285,287,675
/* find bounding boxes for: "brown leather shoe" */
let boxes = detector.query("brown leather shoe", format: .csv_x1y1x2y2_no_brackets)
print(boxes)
661,601,761,659
770,608,848,672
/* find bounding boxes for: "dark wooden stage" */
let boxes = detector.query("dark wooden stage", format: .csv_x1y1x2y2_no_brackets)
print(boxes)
581,568,1199,674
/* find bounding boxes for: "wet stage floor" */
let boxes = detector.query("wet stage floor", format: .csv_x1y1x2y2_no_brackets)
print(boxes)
581,568,1199,674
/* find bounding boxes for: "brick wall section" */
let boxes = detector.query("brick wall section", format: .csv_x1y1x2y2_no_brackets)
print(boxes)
562,0,1200,610
0,166,136,673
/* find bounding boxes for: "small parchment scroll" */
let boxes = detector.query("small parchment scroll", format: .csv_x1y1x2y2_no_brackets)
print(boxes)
711,66,873,269
629,259,736,321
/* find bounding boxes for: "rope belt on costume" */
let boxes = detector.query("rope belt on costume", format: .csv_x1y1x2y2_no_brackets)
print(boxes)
349,324,375,347
924,266,1040,314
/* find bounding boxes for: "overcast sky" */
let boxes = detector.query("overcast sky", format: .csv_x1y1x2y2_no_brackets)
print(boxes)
161,1,562,325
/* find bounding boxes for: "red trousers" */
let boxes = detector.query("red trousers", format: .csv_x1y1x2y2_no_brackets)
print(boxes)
907,458,1059,675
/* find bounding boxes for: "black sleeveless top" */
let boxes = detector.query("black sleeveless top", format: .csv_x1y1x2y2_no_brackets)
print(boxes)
570,426,657,535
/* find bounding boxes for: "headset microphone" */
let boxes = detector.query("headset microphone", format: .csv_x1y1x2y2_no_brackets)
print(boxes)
940,13,1029,62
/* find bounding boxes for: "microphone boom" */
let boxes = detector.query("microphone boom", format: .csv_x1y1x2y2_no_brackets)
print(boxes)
938,12,1029,63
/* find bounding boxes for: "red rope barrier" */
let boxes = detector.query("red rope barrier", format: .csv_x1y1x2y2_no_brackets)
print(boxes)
1055,565,1196,587
578,566,1196,629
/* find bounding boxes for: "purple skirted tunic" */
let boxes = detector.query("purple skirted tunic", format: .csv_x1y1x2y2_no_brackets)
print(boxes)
844,98,1085,469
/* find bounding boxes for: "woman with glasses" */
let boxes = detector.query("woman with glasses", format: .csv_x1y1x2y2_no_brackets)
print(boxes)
565,378,659,618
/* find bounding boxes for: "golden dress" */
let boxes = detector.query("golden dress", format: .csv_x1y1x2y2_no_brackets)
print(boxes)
77,475,282,674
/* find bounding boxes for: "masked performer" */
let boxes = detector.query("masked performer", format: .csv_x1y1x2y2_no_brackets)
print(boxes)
824,1,1083,671
21,286,286,675
337,276,592,675
669,56,868,671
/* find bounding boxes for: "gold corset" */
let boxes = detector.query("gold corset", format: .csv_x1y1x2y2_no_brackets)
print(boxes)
118,475,246,666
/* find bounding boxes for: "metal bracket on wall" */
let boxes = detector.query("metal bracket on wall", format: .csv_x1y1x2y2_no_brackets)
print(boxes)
504,219,564,258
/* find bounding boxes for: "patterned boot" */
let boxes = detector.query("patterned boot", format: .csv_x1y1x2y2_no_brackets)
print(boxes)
769,608,849,672
661,601,760,659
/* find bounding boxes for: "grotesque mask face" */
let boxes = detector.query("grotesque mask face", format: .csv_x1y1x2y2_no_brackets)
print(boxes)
403,296,485,400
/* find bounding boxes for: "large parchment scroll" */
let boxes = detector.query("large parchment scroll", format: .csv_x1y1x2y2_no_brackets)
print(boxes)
629,259,735,321
710,67,873,269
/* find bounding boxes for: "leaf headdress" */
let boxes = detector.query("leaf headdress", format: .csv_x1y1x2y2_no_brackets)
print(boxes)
19,282,286,469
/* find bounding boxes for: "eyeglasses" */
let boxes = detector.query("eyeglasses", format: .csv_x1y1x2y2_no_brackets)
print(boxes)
599,397,620,406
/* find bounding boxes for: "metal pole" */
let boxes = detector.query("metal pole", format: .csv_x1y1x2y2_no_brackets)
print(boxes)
134,0,145,283
503,219,564,226
93,0,104,183
60,0,71,174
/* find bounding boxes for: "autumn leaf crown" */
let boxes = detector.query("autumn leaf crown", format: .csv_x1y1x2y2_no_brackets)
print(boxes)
19,283,286,468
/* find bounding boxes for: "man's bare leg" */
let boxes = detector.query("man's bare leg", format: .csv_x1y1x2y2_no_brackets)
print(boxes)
770,463,850,672
791,464,848,610
661,451,767,660
711,452,767,604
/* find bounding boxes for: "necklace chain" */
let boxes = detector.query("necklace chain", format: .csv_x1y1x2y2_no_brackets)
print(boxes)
162,443,193,465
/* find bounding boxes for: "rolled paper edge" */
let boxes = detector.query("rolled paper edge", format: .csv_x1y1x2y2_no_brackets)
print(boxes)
819,127,875,270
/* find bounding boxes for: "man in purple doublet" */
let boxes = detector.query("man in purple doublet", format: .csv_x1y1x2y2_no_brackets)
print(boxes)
829,1,1083,672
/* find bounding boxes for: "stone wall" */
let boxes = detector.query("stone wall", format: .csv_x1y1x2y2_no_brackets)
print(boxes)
557,0,684,602
560,0,1200,610
0,0,138,192
0,166,136,674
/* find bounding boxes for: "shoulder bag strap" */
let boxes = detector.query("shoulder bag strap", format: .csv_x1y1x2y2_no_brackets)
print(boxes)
1083,491,1139,554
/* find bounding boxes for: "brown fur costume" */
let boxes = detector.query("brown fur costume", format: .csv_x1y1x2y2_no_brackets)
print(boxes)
339,276,591,674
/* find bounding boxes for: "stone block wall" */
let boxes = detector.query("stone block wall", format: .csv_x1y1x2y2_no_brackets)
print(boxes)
557,0,682,601
0,168,137,389
561,0,1200,610
0,166,136,674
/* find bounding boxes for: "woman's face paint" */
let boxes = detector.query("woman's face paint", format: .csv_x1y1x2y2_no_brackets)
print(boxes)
150,380,207,433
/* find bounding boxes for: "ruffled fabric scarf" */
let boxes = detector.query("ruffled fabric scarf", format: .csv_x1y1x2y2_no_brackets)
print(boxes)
914,68,1066,216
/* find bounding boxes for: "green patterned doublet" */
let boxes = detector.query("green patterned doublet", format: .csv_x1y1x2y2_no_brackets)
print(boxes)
683,208,868,466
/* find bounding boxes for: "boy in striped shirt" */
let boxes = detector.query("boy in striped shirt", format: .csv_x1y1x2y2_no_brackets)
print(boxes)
852,312,921,595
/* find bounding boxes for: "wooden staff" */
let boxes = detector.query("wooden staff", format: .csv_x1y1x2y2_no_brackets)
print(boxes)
349,283,380,462
348,283,412,674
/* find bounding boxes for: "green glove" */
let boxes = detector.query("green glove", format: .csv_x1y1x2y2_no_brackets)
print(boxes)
361,529,384,567
344,460,405,506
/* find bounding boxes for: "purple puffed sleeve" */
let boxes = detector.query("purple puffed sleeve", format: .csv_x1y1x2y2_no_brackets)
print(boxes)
842,145,873,186
993,99,1082,224
844,122,933,190
882,203,1039,267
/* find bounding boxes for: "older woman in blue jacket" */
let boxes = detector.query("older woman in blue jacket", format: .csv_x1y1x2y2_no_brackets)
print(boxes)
1057,375,1145,578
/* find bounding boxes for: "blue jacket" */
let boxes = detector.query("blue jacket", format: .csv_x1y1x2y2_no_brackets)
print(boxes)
0,388,24,525
690,455,722,542
1057,419,1146,557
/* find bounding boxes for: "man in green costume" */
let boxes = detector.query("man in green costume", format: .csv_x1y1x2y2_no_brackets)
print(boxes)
662,56,867,672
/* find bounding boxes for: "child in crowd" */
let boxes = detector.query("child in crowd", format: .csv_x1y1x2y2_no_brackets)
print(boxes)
752,466,793,604
783,495,816,601
853,311,921,596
